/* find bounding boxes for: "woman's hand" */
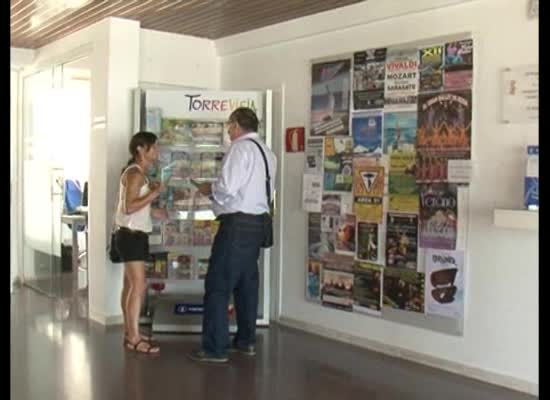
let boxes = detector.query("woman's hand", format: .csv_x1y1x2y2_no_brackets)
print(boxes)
149,182,164,199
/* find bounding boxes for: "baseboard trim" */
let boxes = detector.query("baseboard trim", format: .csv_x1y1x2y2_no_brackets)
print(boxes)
277,316,538,396
89,308,124,326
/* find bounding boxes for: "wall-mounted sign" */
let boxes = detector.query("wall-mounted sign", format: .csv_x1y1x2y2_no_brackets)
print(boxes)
528,0,538,18
501,65,538,124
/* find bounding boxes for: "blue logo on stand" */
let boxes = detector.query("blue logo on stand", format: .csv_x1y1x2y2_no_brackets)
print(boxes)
174,303,204,315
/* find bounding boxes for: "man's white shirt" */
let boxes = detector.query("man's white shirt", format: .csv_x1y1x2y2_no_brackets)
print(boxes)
211,132,277,216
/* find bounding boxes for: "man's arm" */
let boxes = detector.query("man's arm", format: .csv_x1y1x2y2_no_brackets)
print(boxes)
210,144,249,205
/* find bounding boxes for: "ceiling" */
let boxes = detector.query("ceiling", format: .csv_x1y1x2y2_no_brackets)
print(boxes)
11,0,366,49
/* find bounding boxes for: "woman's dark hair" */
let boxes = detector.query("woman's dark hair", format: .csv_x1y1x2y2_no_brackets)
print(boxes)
228,107,259,132
124,131,158,169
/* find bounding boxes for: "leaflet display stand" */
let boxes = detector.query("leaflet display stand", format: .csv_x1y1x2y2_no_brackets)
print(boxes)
134,88,272,333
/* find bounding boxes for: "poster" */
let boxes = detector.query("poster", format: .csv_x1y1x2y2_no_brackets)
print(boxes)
353,156,384,223
305,137,324,175
501,65,539,124
388,151,418,213
383,111,417,155
308,213,324,260
306,259,323,301
311,60,351,136
320,214,339,259
444,39,473,90
385,111,417,211
353,48,387,110
321,194,341,215
386,213,418,270
418,45,444,93
335,214,356,256
417,90,472,159
321,267,354,311
419,184,458,250
286,127,305,152
356,221,380,263
424,249,464,318
415,152,458,183
383,267,425,313
324,137,353,191
352,262,383,316
302,174,323,212
352,111,383,155
384,48,419,111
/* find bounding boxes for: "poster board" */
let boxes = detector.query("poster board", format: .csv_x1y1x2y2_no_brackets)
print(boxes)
304,34,474,337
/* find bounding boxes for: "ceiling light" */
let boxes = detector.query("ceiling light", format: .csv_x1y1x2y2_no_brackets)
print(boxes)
30,16,42,29
64,0,91,9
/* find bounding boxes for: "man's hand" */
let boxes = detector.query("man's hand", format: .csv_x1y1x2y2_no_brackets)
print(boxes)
151,208,169,221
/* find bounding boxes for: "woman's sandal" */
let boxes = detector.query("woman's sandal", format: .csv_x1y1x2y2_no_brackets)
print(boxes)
125,339,160,355
123,331,154,345
123,336,157,348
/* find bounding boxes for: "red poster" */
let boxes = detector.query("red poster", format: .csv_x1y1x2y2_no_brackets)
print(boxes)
286,127,305,152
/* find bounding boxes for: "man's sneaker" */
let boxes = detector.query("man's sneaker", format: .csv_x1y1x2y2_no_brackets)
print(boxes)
227,343,256,356
187,349,228,363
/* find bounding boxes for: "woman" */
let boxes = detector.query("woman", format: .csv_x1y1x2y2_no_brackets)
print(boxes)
114,131,167,354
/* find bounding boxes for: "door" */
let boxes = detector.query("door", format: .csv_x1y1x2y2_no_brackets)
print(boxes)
21,56,91,299
21,67,64,297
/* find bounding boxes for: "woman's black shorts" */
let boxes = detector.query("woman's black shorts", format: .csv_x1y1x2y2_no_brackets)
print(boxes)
114,227,149,262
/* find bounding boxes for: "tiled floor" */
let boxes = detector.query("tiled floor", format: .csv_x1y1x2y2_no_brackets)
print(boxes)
11,287,537,400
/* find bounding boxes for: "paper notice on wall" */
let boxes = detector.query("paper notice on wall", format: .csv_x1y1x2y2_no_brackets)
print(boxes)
447,159,472,183
340,193,354,215
501,65,538,124
305,137,324,175
456,186,469,251
302,174,323,212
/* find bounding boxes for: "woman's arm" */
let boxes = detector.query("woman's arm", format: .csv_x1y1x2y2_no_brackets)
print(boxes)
124,169,161,214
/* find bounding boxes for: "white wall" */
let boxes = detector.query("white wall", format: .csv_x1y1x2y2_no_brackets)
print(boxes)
140,29,218,89
29,17,141,323
218,0,538,393
11,48,35,68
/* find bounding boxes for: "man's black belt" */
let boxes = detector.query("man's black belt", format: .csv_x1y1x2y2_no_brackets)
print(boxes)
217,212,266,222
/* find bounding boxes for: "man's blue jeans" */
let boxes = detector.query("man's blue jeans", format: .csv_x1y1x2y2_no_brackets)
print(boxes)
201,212,264,357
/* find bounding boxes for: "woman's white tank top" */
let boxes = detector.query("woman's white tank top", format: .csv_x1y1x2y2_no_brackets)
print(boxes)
115,164,153,233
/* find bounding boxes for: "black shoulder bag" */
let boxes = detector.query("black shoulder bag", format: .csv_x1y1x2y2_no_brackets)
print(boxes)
247,139,274,248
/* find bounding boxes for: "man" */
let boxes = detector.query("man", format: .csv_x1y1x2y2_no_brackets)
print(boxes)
188,107,277,363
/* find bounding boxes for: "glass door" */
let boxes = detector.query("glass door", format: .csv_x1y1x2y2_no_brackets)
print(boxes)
22,68,63,297
21,56,91,300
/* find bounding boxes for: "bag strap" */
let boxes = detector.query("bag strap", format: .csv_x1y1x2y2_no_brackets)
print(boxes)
246,139,271,207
